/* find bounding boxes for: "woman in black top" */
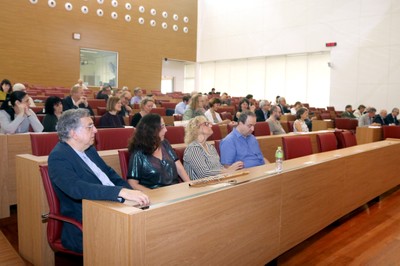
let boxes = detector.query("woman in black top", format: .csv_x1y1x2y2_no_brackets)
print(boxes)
130,97,154,127
127,113,190,190
99,96,125,128
43,96,63,132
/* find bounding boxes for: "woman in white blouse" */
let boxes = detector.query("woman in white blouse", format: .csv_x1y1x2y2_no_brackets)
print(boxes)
183,116,243,180
204,98,233,125
293,107,309,133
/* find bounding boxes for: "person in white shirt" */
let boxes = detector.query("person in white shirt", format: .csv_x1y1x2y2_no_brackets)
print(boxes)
204,98,232,125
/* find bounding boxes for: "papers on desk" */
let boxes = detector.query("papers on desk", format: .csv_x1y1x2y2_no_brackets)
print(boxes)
368,126,381,128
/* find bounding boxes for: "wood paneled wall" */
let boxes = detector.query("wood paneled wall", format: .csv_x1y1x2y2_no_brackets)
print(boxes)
0,0,197,89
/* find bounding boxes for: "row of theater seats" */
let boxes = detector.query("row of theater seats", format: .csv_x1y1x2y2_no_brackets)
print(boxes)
30,124,400,157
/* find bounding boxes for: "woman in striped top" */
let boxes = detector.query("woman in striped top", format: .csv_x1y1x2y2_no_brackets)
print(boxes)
183,116,243,180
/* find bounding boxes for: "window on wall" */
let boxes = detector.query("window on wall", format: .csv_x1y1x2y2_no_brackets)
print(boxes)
197,52,330,108
80,48,118,87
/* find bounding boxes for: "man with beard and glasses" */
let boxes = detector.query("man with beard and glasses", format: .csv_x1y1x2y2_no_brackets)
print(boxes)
266,105,286,135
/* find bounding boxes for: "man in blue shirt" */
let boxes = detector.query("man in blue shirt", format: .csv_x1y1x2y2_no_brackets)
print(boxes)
220,111,267,168
174,95,190,115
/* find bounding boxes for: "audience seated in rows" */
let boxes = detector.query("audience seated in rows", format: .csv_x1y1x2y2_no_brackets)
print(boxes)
99,96,125,128
255,100,271,122
48,109,149,253
341,105,356,119
234,98,255,122
204,98,232,125
385,108,400,125
373,109,387,125
183,94,206,121
96,85,112,102
183,116,243,180
63,85,94,116
353,104,366,118
43,96,63,132
13,83,36,107
220,111,267,168
130,87,143,105
359,107,380,127
278,97,291,114
0,79,12,101
174,95,190,115
293,107,310,133
127,114,190,190
130,97,155,127
75,79,88,90
266,105,286,135
0,91,43,133
119,91,132,117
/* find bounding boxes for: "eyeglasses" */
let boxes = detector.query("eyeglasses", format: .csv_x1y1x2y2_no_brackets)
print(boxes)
81,124,95,131
199,122,212,127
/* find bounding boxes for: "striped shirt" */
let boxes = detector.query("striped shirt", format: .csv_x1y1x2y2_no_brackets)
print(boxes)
183,141,223,180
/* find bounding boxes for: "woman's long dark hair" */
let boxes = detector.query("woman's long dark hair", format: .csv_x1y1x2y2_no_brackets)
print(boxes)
0,91,27,120
44,96,62,115
128,113,162,155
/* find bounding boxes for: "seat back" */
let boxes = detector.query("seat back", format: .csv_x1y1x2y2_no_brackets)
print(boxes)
118,149,130,180
164,126,185,144
335,118,358,131
282,135,313,160
214,139,221,156
208,124,223,140
316,132,337,152
253,122,271,136
172,147,186,164
227,123,235,134
39,165,82,256
220,112,233,121
150,107,166,116
382,125,400,139
341,130,357,147
30,133,59,156
95,127,135,151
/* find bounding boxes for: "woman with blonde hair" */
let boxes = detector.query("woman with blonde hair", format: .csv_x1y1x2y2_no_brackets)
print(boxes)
182,93,205,121
183,116,243,180
130,97,154,127
99,96,125,128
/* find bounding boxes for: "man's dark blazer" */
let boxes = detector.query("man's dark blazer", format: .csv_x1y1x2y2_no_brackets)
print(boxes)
384,114,399,125
62,96,95,116
48,142,131,253
255,109,270,122
279,104,291,114
373,115,386,125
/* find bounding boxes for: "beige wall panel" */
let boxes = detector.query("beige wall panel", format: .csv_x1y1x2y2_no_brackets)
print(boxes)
0,0,197,89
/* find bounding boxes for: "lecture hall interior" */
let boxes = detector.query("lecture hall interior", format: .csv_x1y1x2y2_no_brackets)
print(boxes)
1,0,400,265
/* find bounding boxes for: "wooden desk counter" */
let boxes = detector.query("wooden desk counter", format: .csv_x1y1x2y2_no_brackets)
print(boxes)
280,114,296,122
0,230,25,265
312,119,334,131
0,133,31,218
356,126,383,144
16,139,399,266
83,141,400,265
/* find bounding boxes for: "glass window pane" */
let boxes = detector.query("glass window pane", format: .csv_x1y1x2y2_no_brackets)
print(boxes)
80,48,118,87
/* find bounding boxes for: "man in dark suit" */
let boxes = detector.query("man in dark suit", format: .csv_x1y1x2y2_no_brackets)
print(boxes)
373,109,387,125
278,97,291,114
384,107,399,125
255,100,271,122
48,109,149,253
62,85,94,116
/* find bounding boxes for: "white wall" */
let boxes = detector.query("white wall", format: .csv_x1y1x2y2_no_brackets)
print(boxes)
197,0,400,111
161,60,186,92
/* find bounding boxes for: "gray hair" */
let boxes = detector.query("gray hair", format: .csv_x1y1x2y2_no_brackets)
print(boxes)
259,100,270,108
57,109,91,142
238,110,256,124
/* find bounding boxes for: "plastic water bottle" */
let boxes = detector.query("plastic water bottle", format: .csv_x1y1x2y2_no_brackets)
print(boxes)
275,146,284,173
